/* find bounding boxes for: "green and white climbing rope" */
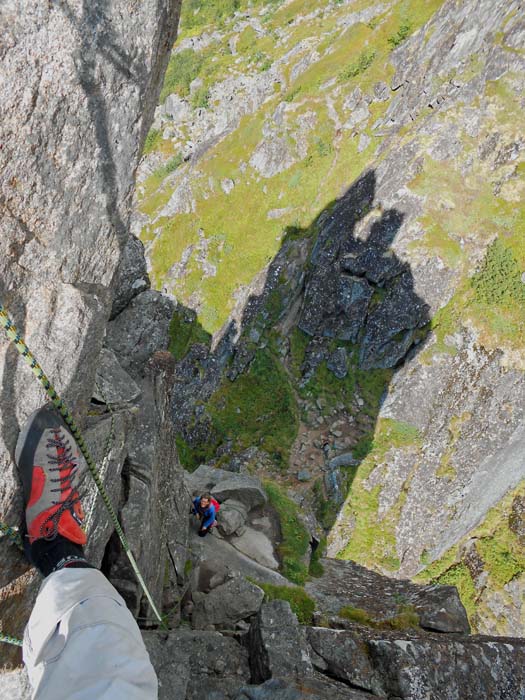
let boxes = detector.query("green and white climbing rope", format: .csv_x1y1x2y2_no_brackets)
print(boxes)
0,303,165,644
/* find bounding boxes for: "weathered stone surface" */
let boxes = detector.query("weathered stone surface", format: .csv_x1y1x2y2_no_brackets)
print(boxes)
359,272,429,369
186,464,233,494
110,236,150,318
0,0,181,667
326,347,348,379
217,499,248,536
105,353,188,618
191,528,292,587
328,453,359,470
305,559,469,634
105,290,175,379
192,575,264,630
82,411,129,568
248,601,313,683
231,527,279,570
143,629,250,700
92,348,141,407
308,626,525,699
212,475,268,512
234,675,370,700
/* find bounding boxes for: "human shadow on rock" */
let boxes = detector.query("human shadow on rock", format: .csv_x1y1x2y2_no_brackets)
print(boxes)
170,169,430,517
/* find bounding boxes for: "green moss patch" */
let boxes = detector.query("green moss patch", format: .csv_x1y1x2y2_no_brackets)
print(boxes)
169,307,211,361
256,581,316,625
339,603,420,630
264,480,310,585
160,48,204,102
209,349,299,468
416,482,525,630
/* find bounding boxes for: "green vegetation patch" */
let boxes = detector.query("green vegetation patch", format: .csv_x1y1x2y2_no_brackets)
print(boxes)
472,238,525,309
434,564,478,621
209,349,299,468
176,433,217,472
256,581,315,625
476,537,522,587
387,19,412,49
292,334,392,419
339,603,420,630
264,480,310,585
169,307,211,361
335,418,422,570
143,128,162,155
160,48,204,102
416,482,525,630
338,49,376,81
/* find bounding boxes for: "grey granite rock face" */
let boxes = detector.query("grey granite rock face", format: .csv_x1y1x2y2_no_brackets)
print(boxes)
192,575,264,630
217,499,249,537
143,629,251,700
234,676,368,700
308,626,525,700
110,236,151,318
105,290,175,379
212,475,268,512
249,601,313,683
92,348,141,407
0,0,181,666
106,352,188,618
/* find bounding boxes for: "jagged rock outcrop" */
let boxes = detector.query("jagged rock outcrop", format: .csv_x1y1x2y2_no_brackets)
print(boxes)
0,0,182,668
306,559,469,634
248,600,313,683
307,626,525,699
143,629,251,700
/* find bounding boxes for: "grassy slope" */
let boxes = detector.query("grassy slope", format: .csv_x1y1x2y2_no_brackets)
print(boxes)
139,0,445,333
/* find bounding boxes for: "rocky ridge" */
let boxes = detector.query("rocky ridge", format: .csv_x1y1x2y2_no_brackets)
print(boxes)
0,0,183,666
137,0,525,636
1,1,525,699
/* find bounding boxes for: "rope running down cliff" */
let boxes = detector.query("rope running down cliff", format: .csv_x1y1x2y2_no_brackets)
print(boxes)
0,303,165,645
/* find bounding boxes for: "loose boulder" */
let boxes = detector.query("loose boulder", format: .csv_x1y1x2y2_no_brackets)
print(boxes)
192,576,264,630
212,475,267,511
217,499,248,537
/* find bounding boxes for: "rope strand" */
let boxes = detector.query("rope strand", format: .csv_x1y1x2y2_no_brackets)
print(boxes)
0,303,165,646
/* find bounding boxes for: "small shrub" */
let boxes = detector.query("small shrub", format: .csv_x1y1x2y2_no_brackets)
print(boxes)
160,48,204,102
153,154,184,180
388,20,412,49
191,86,211,110
339,606,371,625
339,604,420,629
472,239,525,308
338,49,376,81
257,582,315,625
143,128,162,155
284,86,301,103
315,138,332,158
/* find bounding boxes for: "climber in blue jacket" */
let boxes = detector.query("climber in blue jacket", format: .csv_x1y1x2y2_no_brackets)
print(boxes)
191,493,218,537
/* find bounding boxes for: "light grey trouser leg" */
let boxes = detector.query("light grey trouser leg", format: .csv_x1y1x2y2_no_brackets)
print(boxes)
23,568,158,700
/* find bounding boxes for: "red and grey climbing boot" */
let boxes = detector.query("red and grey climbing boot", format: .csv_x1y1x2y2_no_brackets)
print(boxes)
15,404,87,546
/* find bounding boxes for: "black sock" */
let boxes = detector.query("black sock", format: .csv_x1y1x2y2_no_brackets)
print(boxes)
29,535,95,578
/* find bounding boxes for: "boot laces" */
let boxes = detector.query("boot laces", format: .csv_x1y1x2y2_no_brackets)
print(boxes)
40,428,84,539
